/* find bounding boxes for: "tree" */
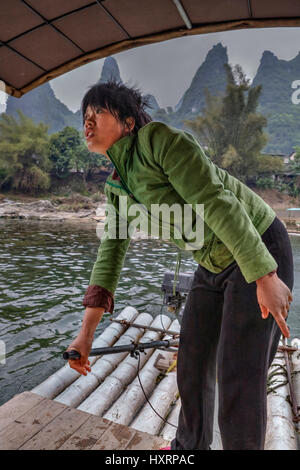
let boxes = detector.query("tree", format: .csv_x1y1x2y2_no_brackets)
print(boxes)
183,64,269,182
0,111,51,193
49,126,109,188
49,126,81,178
256,154,284,175
70,132,108,189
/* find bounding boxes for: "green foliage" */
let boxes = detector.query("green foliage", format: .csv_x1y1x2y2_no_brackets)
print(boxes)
257,154,284,175
276,180,299,197
266,147,300,199
49,126,81,178
70,134,108,177
256,175,300,198
49,126,109,190
183,63,268,182
0,111,110,196
255,176,275,190
0,111,51,193
287,181,299,198
183,91,225,165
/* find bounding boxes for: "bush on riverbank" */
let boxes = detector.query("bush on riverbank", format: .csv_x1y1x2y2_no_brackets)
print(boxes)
52,192,104,212
0,113,111,196
0,112,51,194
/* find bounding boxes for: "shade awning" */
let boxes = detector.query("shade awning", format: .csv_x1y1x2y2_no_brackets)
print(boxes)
1,0,300,98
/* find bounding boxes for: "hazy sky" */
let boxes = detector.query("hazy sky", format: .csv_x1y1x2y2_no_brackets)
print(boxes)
1,27,300,112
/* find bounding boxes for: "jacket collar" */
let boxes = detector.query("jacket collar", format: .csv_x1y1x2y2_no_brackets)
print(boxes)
106,134,135,167
106,134,136,186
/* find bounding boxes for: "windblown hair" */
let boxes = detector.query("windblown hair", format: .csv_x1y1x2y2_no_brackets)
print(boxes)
81,80,153,134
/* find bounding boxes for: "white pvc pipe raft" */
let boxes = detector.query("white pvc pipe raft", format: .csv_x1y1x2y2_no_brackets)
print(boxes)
159,397,181,442
291,338,300,420
265,348,298,450
130,370,178,435
76,314,172,415
30,304,300,450
56,311,153,408
31,306,138,399
102,346,170,425
291,338,300,444
158,391,223,450
157,344,300,451
73,312,153,412
103,319,180,426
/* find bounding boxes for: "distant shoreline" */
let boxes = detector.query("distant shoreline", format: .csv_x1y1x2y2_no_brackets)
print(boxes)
0,197,103,225
1,196,299,236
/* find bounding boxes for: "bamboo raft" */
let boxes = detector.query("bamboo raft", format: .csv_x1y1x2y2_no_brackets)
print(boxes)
0,306,299,450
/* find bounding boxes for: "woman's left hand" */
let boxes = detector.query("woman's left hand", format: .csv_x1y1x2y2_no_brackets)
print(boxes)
256,272,293,338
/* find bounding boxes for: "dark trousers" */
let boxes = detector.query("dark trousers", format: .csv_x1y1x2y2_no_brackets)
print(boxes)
171,216,294,450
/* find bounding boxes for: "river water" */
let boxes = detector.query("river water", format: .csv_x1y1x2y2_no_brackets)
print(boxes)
0,219,299,406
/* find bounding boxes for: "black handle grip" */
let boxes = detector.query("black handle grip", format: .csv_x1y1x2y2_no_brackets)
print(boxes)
62,350,81,360
62,338,178,361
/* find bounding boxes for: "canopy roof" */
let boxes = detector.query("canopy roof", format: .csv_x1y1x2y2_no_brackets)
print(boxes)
1,0,300,98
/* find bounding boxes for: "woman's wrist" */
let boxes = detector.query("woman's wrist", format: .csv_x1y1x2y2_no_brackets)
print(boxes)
256,269,277,283
78,328,94,342
79,307,105,340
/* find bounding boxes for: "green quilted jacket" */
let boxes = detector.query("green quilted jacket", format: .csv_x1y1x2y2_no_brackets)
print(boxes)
82,121,277,313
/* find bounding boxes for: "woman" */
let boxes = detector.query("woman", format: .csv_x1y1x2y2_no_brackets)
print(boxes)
67,81,294,450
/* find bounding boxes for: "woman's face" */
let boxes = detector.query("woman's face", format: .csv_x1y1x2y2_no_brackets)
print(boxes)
83,105,134,156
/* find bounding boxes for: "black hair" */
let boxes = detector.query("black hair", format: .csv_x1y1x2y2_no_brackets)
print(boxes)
81,80,153,135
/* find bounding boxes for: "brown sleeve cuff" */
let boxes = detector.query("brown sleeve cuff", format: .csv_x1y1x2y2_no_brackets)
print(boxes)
82,284,114,314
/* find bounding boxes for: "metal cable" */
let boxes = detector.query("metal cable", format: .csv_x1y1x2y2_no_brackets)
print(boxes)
136,350,178,429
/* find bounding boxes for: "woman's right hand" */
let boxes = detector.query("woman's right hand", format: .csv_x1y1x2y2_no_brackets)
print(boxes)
66,306,105,375
256,272,293,338
66,333,93,376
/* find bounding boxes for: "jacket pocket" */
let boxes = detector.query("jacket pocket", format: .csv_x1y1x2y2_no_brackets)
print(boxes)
208,235,235,271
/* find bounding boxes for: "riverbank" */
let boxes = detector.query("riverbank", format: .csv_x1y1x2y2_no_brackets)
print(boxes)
1,189,300,234
0,194,152,240
0,199,101,223
0,193,103,227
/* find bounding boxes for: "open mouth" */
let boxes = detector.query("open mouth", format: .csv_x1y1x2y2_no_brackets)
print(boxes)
85,129,94,140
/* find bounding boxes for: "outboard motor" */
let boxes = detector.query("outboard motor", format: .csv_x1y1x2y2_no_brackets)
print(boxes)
161,271,194,321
